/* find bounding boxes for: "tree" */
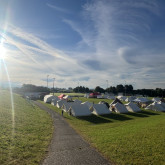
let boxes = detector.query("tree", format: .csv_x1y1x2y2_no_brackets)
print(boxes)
94,86,105,93
116,84,124,93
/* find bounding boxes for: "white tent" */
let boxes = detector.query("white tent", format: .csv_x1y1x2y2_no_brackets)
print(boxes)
133,97,150,103
56,100,67,108
110,102,128,113
117,96,127,101
90,104,111,115
97,95,103,99
107,96,116,100
44,95,57,103
145,102,165,112
152,97,161,102
84,93,89,98
158,101,165,108
51,98,60,105
81,101,93,108
63,95,72,100
61,102,76,112
74,99,82,104
68,104,91,117
125,102,141,112
125,96,137,102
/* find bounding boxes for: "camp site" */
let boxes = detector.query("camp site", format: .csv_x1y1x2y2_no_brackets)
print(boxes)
1,0,165,164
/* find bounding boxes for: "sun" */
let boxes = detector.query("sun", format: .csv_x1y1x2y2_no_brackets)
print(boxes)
0,45,7,60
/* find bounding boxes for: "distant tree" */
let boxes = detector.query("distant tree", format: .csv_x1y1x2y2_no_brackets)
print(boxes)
73,86,89,93
94,86,105,93
116,84,124,93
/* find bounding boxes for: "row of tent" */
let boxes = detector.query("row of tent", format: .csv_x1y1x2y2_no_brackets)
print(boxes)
43,95,150,117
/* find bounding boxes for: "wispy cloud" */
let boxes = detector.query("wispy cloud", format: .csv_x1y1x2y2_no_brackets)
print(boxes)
47,3,71,14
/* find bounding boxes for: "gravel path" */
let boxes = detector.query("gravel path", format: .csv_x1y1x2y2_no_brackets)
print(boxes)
34,101,110,165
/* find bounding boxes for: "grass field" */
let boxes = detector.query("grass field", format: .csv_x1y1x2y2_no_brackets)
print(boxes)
40,98,165,165
0,90,53,165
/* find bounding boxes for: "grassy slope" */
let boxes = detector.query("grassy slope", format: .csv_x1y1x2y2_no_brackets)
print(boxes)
40,98,165,165
0,91,53,165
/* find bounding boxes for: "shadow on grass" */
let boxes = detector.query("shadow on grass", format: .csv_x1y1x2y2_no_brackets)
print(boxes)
126,112,148,118
78,115,112,124
102,113,132,121
138,110,160,116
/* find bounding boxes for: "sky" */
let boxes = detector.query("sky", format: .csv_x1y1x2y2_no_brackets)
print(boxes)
0,0,165,89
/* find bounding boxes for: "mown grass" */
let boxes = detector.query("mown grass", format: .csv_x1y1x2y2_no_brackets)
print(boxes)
0,90,53,165
40,98,165,165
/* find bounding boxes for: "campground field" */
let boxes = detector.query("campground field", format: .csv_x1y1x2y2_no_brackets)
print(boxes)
40,96,165,165
0,90,53,165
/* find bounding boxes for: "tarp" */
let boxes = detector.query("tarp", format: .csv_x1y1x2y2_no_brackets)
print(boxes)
90,104,111,115
44,95,57,103
110,102,128,113
145,102,165,112
68,104,91,117
125,102,141,112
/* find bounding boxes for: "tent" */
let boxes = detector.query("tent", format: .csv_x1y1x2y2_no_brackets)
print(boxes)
125,102,141,112
98,101,110,108
74,99,82,104
158,101,165,108
68,104,91,117
89,92,101,98
152,97,161,102
56,99,67,108
110,102,128,113
133,97,150,103
110,98,123,106
58,94,66,99
61,102,76,112
107,96,116,100
84,93,89,98
44,95,57,103
125,96,137,102
81,101,93,108
145,102,165,112
51,97,60,105
117,96,127,101
63,95,72,101
90,104,111,115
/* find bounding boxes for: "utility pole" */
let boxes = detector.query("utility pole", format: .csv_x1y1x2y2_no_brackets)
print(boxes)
47,75,49,88
106,80,108,89
53,78,55,96
124,80,126,96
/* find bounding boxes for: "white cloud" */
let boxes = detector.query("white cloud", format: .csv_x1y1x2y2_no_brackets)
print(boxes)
47,3,71,14
1,0,165,89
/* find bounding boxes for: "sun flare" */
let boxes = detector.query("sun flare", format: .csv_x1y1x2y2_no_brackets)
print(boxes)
0,45,7,59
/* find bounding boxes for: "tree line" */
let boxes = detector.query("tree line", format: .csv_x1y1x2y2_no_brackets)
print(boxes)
13,84,165,97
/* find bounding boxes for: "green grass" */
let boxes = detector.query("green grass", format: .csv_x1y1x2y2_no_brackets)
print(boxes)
0,90,53,165
39,99,165,165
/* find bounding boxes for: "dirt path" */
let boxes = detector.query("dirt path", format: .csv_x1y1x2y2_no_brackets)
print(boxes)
34,101,110,165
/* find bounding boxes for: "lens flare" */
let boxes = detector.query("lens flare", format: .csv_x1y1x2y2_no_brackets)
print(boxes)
0,44,7,60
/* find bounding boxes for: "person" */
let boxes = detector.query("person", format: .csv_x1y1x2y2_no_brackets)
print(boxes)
62,110,64,116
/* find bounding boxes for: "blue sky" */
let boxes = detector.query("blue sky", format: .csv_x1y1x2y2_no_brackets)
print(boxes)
0,0,165,89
